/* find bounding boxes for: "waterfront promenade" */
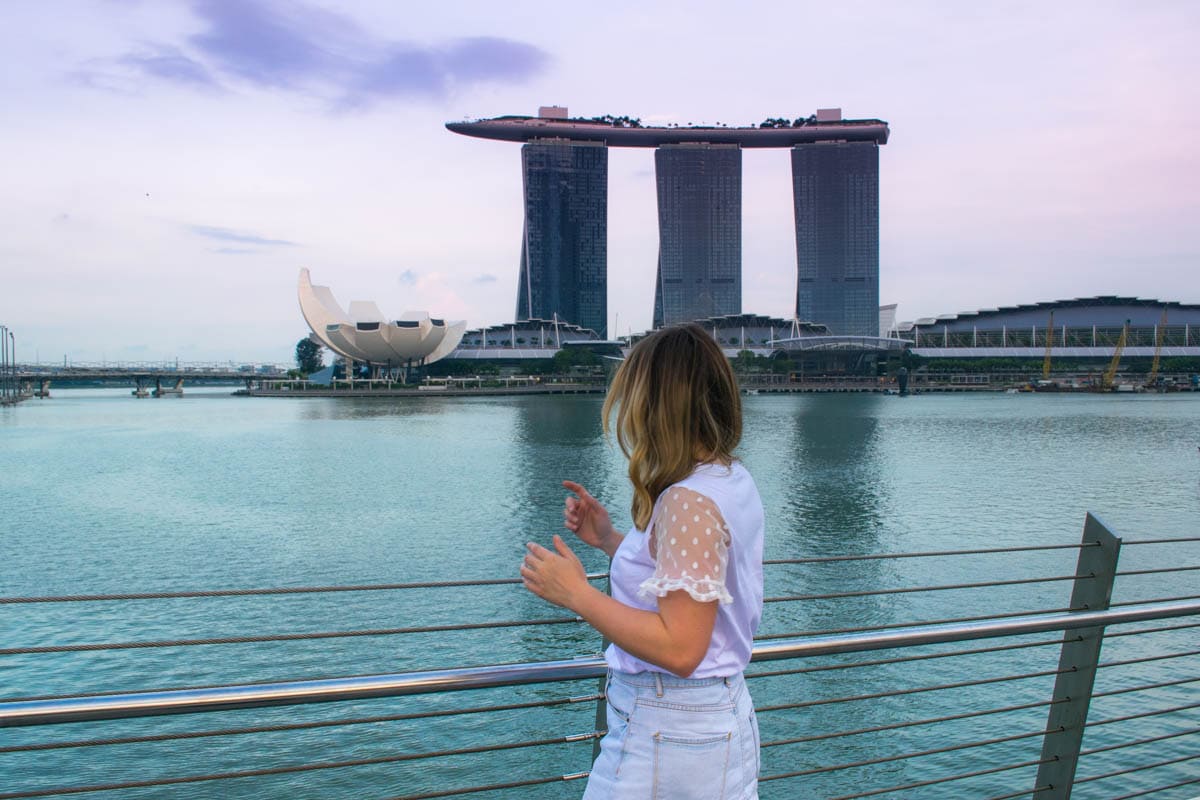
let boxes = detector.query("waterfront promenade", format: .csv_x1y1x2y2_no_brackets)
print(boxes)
238,372,1200,398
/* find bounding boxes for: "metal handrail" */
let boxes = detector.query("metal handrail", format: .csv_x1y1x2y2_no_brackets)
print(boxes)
5,598,1197,728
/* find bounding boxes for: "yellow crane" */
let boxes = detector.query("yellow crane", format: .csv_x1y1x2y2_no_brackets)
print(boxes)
1101,321,1129,390
1042,311,1054,380
1147,308,1168,388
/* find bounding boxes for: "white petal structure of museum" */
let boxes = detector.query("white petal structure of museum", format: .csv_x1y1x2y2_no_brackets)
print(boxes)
298,269,467,366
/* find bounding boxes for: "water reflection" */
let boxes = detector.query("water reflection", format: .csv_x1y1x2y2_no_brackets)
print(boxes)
781,395,888,552
297,395,447,421
508,396,625,566
506,396,626,660
765,395,898,638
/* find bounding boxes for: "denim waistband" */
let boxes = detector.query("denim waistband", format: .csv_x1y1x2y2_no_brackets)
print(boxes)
609,669,743,689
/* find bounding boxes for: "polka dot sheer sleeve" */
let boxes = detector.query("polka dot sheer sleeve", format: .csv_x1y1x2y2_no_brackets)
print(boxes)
637,489,733,605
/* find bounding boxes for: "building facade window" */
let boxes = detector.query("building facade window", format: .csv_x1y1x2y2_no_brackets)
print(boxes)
792,141,879,336
518,140,608,337
653,144,742,328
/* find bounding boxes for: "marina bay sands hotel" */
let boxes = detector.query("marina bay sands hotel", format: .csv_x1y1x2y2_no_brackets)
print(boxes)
447,107,890,339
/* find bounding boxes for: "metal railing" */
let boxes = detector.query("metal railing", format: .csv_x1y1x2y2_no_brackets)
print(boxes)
2,515,1198,799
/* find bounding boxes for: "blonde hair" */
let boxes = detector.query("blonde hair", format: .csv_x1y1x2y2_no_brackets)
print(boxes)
603,323,742,530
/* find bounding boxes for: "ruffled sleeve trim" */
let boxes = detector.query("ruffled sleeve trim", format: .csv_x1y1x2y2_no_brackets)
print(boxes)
636,487,733,606
637,575,733,605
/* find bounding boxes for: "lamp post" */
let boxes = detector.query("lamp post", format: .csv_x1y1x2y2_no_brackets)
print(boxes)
1,325,9,400
8,330,14,399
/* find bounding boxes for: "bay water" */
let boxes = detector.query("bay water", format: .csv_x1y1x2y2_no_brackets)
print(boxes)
1,389,1197,798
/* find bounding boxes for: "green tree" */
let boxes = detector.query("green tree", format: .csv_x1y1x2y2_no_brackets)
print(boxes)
553,347,599,371
733,350,759,373
295,337,324,375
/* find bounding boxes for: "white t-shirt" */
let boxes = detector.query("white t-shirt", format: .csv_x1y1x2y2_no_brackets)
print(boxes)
605,460,765,678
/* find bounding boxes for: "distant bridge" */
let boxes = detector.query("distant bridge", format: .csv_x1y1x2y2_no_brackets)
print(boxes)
12,363,290,398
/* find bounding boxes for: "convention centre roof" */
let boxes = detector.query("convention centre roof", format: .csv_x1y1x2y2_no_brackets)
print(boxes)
898,297,1200,332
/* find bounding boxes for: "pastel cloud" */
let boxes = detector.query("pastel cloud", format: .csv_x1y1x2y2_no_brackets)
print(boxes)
118,45,216,88
188,224,297,247
80,0,548,108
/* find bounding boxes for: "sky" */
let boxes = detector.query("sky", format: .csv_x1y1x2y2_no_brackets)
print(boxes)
1,0,1197,364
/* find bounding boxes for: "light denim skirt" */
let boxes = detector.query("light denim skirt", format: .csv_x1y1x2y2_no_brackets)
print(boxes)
583,670,759,800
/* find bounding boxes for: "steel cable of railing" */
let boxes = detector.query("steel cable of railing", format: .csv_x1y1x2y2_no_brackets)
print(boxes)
2,609,1080,657
1070,752,1200,786
383,771,590,800
1112,592,1200,607
763,753,1056,796
768,724,1060,782
0,692,602,754
0,616,586,656
756,665,1068,716
821,758,1054,800
13,535,1188,611
747,635,1074,680
755,605,1076,641
1092,675,1200,699
1078,727,1200,758
762,572,1088,604
761,697,1066,749
1116,564,1200,577
986,785,1053,800
1097,648,1200,670
761,541,1097,566
2,542,1180,609
13,537,1183,610
0,542,1105,606
1106,775,1200,800
0,575,609,605
1085,700,1200,730
1104,620,1200,638
0,730,602,799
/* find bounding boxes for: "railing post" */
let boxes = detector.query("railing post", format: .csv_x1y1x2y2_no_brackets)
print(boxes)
592,575,612,763
1033,512,1121,798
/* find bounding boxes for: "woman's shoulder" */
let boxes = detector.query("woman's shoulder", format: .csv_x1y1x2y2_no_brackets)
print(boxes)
676,460,753,492
661,462,753,511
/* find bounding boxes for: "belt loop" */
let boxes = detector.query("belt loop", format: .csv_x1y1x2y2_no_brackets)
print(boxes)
654,672,664,698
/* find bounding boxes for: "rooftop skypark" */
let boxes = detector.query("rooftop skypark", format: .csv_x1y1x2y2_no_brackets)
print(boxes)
446,109,890,148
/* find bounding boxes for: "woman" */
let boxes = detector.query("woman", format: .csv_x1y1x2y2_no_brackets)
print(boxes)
521,323,765,800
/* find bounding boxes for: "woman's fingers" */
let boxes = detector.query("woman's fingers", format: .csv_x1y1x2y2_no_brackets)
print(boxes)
563,480,596,505
552,534,571,558
563,494,582,531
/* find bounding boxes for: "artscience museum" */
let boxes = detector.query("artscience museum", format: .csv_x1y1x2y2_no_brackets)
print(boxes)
297,269,467,372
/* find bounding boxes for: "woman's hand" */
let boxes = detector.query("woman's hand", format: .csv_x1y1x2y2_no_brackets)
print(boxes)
522,534,718,677
563,480,622,557
521,535,592,611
